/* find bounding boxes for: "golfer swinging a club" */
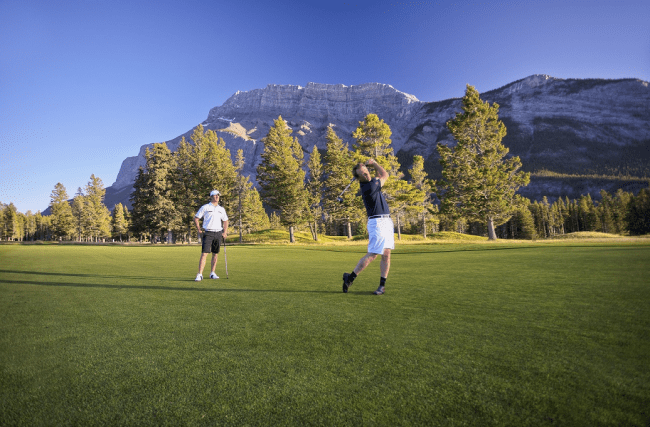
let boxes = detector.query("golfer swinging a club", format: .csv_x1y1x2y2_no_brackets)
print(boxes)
342,158,394,295
194,190,229,281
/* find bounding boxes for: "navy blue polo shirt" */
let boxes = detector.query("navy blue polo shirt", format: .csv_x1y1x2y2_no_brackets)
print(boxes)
360,177,390,217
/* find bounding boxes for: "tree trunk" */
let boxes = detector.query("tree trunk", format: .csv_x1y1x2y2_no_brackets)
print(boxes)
309,221,318,241
289,225,295,243
346,221,352,239
421,212,427,238
396,214,402,240
487,217,498,240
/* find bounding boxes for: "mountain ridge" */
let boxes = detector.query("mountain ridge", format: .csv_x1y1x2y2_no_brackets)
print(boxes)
102,75,650,212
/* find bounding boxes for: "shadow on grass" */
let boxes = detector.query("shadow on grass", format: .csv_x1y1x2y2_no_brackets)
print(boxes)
0,278,339,294
0,269,165,281
306,244,650,255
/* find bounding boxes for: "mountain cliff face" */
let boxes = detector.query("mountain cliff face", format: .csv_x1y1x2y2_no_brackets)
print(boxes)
106,75,650,210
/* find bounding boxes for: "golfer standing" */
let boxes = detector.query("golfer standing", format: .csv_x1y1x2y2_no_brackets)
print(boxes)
194,190,229,281
342,158,394,295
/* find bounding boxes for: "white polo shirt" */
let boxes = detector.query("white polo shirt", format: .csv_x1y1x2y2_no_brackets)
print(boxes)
195,203,228,231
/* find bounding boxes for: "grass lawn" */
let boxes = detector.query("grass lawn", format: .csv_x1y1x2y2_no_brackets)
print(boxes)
1,240,649,426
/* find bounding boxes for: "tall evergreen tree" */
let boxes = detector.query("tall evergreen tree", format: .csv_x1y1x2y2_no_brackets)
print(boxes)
612,189,632,234
597,190,616,234
437,84,530,240
172,126,238,241
49,183,74,240
306,145,323,241
626,187,650,235
71,188,87,241
24,210,37,241
256,116,309,243
111,203,128,242
144,143,178,242
2,203,19,241
408,155,435,237
130,167,153,241
233,149,270,241
352,113,393,159
84,174,112,241
577,194,597,231
0,202,6,240
322,125,361,238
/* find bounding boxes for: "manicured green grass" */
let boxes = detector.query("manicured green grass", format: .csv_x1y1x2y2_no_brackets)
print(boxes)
1,241,649,425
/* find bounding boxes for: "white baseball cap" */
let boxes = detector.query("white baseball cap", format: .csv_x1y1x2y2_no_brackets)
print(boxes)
209,190,220,196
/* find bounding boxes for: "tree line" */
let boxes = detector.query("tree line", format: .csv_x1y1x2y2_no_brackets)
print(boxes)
3,85,649,242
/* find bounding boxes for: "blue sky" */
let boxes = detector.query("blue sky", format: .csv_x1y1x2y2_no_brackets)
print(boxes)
1,0,649,213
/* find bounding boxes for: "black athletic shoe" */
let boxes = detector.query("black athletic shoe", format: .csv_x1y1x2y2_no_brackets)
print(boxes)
373,286,385,295
343,273,351,293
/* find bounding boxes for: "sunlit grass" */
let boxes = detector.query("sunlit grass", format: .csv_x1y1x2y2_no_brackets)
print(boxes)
1,241,648,425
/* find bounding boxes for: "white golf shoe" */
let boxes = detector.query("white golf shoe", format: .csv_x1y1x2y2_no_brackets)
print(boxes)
195,273,203,281
210,272,219,279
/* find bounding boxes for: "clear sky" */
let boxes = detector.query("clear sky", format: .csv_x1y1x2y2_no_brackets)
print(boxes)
1,0,649,214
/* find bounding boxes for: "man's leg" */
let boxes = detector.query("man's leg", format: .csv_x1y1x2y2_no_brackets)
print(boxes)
198,252,209,274
373,248,391,295
380,248,391,278
211,253,219,272
196,252,209,281
343,252,378,293
354,252,378,275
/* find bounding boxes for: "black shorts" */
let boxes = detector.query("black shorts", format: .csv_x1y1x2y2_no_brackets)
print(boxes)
201,231,222,254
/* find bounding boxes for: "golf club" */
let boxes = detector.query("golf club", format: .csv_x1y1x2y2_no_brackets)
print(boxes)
223,235,228,279
336,177,356,202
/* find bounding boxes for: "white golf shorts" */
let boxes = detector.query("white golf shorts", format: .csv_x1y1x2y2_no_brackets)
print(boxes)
367,217,395,254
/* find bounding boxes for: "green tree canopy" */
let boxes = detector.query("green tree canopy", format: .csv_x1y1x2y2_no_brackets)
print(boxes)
256,116,309,243
322,125,362,237
49,183,74,240
437,84,530,240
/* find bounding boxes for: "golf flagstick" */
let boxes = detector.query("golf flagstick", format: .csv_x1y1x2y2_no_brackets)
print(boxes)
223,235,228,279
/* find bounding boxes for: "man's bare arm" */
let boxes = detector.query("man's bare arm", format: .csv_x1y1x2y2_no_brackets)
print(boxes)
367,158,389,187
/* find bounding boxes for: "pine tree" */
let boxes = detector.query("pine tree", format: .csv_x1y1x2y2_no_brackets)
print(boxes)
507,198,535,240
256,116,309,243
233,149,270,240
388,178,423,240
322,125,361,238
0,202,6,240
626,187,650,235
597,190,616,234
408,155,434,237
144,143,178,243
437,85,530,240
578,194,597,231
111,203,128,242
2,203,19,241
612,189,632,234
24,210,37,241
352,113,393,159
130,167,154,242
71,188,90,241
306,145,323,241
241,188,270,234
84,175,112,241
172,126,238,241
49,183,74,240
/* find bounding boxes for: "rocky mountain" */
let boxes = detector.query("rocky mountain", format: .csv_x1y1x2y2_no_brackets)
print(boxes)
105,75,650,210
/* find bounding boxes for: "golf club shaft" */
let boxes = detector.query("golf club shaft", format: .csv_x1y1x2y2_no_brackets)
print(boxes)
337,177,355,199
223,236,228,278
